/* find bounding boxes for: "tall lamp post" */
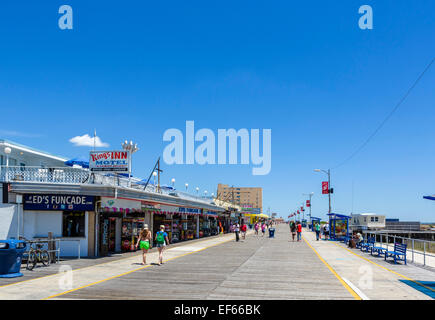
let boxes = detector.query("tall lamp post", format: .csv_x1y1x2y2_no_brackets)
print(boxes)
303,192,314,226
185,183,188,191
171,178,175,188
314,169,331,214
153,171,157,187
4,147,11,182
122,140,139,188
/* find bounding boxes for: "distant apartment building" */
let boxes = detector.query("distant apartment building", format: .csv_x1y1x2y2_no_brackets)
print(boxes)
350,213,386,231
217,184,262,213
385,218,421,231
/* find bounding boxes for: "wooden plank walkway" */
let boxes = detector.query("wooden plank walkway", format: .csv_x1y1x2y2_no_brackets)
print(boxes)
53,225,355,300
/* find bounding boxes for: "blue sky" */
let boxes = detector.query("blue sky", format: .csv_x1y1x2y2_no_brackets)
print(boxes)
0,1,434,222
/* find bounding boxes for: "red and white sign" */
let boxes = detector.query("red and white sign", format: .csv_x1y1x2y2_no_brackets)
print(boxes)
322,181,329,194
90,150,130,172
306,200,310,207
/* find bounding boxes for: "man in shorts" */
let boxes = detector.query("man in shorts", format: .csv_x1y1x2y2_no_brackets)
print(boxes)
324,223,330,240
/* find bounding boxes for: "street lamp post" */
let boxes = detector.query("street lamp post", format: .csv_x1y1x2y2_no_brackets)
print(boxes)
153,171,157,187
303,192,314,226
185,183,188,191
122,140,139,188
4,147,11,182
171,178,175,188
314,169,331,214
196,187,199,195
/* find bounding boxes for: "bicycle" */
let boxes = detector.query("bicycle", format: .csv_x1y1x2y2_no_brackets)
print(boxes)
26,241,50,270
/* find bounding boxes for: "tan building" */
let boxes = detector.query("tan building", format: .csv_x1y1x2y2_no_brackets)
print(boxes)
216,184,262,213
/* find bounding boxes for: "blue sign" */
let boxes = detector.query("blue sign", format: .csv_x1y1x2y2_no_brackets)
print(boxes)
179,207,200,214
23,194,95,211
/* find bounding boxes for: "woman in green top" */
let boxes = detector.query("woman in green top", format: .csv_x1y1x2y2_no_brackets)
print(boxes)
135,225,151,265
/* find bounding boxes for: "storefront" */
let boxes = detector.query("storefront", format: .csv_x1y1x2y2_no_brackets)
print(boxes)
98,197,145,256
201,210,219,237
22,194,95,257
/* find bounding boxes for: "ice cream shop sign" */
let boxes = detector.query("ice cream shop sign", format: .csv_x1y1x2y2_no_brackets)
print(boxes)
89,151,130,172
100,197,142,213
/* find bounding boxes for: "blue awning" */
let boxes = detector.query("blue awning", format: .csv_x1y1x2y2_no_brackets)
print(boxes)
327,213,351,219
423,196,435,201
64,157,89,168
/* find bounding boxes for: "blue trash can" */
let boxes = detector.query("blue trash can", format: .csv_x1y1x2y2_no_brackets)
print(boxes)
0,240,27,278
268,228,275,238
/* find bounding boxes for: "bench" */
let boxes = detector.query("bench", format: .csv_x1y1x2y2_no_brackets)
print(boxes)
360,237,375,252
340,235,351,244
370,246,387,257
384,243,407,265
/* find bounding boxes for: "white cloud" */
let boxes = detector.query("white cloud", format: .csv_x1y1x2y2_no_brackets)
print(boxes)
69,134,109,148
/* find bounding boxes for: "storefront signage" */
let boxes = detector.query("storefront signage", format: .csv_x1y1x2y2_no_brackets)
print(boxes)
89,151,130,172
101,197,141,212
23,194,95,211
178,207,200,214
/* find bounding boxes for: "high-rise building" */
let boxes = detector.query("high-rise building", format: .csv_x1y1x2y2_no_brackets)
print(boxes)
216,184,262,213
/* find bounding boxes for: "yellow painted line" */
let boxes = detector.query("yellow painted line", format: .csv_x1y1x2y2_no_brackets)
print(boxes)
0,234,235,290
43,237,236,300
302,236,361,300
334,242,435,294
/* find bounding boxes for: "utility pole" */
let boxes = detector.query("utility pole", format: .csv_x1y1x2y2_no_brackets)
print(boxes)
314,169,332,214
157,158,162,193
303,192,314,225
328,169,331,214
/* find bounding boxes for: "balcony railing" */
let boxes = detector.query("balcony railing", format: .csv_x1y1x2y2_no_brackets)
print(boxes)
0,166,214,205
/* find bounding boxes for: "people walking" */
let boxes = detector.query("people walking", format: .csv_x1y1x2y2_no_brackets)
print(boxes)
234,222,240,242
290,221,296,241
135,225,151,265
315,222,321,241
241,222,247,240
155,225,169,266
296,221,302,241
261,222,267,237
254,222,259,235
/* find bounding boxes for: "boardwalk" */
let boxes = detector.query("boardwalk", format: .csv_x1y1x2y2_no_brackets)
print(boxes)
0,225,433,300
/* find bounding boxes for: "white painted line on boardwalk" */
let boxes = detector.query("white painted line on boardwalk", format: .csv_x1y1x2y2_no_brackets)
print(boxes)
342,278,370,300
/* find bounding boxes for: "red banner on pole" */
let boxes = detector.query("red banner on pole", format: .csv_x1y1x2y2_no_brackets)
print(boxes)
322,181,329,194
306,200,310,207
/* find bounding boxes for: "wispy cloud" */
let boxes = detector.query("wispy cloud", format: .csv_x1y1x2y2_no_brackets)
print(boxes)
69,134,109,148
0,130,43,138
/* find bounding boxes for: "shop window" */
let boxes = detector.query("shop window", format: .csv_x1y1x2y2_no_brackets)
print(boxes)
62,211,85,237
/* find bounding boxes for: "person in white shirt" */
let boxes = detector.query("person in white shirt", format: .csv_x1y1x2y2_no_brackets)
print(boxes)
324,223,330,240
234,223,240,242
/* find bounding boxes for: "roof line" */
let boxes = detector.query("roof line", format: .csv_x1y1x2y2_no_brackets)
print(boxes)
0,139,68,162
